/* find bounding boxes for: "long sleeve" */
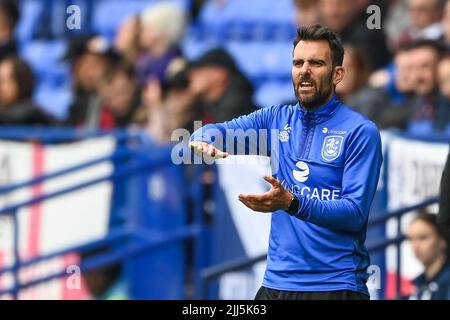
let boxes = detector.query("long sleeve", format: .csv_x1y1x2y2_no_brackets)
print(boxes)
292,123,383,233
190,105,280,155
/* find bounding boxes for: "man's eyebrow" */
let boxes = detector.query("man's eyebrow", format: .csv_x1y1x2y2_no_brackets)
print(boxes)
292,58,326,64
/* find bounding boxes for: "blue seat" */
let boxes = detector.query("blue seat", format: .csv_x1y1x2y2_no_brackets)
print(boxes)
16,0,45,44
197,0,295,41
225,41,292,83
92,0,189,39
199,0,294,25
34,83,73,121
254,81,295,108
19,40,70,87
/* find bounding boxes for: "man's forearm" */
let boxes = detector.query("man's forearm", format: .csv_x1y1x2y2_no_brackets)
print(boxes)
289,196,366,233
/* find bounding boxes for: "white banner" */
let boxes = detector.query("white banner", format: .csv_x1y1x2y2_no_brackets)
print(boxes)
0,137,115,299
386,135,449,298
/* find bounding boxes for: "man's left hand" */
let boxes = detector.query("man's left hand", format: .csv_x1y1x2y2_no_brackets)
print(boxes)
238,176,294,213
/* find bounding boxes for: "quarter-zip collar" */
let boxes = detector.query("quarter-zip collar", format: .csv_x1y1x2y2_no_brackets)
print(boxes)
297,94,341,124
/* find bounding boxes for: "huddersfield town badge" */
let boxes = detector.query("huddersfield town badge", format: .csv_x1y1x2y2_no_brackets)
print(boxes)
321,136,343,161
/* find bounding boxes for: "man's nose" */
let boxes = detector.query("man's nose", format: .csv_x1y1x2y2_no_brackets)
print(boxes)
300,63,311,75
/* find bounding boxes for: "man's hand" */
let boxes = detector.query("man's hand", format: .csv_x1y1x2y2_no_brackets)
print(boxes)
238,176,294,213
189,141,229,159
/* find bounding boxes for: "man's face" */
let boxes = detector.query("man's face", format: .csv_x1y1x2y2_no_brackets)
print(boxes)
408,220,445,267
0,60,19,105
443,1,450,43
99,72,136,116
188,66,227,101
409,47,439,95
292,40,343,109
74,53,110,92
394,51,414,93
318,0,355,32
408,0,441,29
438,58,450,99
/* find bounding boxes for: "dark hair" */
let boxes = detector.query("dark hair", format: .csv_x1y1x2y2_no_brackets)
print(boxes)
100,60,136,85
0,0,20,30
398,39,445,59
293,24,344,67
411,212,446,239
1,55,35,101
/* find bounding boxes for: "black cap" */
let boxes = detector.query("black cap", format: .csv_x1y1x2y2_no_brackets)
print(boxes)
62,35,120,63
188,48,238,72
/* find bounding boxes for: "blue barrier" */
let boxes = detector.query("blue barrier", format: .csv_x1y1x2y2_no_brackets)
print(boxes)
0,126,208,299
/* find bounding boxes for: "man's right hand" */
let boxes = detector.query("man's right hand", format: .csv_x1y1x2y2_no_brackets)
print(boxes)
189,141,229,159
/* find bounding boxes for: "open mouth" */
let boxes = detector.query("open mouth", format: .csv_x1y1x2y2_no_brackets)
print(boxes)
299,80,315,90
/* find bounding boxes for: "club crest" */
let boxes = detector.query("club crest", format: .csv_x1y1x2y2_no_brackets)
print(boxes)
321,136,343,161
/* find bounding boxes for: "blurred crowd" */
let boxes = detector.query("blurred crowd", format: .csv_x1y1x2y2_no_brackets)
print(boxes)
0,0,449,300
0,0,448,141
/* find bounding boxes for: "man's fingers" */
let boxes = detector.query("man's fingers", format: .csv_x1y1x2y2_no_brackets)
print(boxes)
189,142,228,159
264,175,281,188
240,193,270,202
239,198,271,213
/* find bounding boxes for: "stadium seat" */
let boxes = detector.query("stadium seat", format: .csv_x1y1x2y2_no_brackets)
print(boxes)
34,83,73,121
19,40,70,87
196,0,296,41
225,41,293,84
91,0,189,39
254,81,295,108
16,0,45,44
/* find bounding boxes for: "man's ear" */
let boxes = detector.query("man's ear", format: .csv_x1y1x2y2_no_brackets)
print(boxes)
333,66,345,86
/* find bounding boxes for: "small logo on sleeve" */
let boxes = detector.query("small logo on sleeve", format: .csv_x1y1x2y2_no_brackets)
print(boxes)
278,124,292,142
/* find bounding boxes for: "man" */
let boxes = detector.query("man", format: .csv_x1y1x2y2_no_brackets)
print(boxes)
64,35,119,128
190,24,382,300
398,0,444,45
0,0,19,61
403,40,445,133
188,49,255,123
318,0,391,70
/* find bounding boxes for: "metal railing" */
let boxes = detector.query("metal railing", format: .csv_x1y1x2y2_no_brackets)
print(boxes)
199,197,439,300
0,127,206,299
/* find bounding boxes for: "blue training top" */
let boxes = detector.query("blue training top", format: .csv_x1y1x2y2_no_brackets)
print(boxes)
190,95,383,296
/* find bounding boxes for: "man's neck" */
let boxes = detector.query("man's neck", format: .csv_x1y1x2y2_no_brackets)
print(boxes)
425,254,447,280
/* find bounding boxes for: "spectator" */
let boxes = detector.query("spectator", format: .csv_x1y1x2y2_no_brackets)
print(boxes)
187,48,255,123
134,58,199,144
438,150,450,258
64,35,119,129
435,55,450,132
136,3,186,86
97,62,141,129
114,15,141,65
442,0,450,51
405,40,445,133
80,246,128,300
293,0,319,27
407,212,450,300
0,0,19,61
318,0,391,70
338,44,413,129
397,0,444,47
336,45,370,104
369,45,417,129
0,56,55,125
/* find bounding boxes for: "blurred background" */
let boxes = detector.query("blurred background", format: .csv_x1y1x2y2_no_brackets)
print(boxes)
0,0,449,300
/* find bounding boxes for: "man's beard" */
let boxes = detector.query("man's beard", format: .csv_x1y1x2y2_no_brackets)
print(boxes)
293,72,334,111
